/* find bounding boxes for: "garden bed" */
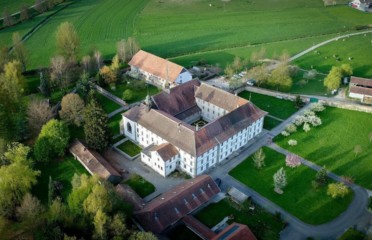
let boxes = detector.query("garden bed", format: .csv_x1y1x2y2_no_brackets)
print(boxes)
116,140,141,157
124,174,155,198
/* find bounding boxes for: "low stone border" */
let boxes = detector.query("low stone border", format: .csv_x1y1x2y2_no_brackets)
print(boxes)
113,139,141,160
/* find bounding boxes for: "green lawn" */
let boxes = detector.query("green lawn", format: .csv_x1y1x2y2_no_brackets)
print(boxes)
24,74,40,94
108,113,123,135
96,93,121,114
339,228,365,240
195,199,285,240
0,0,35,15
239,91,298,120
138,1,370,59
106,81,160,104
275,107,372,190
117,140,141,157
263,117,282,130
33,155,89,204
124,174,155,198
295,33,372,78
290,70,329,96
1,0,371,72
229,147,354,225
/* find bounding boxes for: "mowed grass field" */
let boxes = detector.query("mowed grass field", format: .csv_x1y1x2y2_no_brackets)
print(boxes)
0,0,371,72
295,33,372,78
229,147,354,225
275,107,372,190
137,0,371,58
14,0,149,68
0,0,35,14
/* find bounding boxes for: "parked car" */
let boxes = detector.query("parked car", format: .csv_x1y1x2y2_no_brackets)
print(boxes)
246,79,256,86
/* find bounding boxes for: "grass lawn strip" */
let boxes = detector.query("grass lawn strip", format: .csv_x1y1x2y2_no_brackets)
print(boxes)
195,198,284,240
106,82,160,104
96,93,121,114
108,113,123,135
264,116,282,130
239,91,298,120
124,174,155,198
33,155,89,204
229,147,354,225
117,140,141,157
275,107,372,190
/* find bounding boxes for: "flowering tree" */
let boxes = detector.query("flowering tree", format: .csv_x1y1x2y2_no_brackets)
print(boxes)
252,148,266,169
303,122,311,132
273,167,287,194
288,139,297,146
281,131,290,137
286,124,297,133
327,182,350,199
285,154,301,168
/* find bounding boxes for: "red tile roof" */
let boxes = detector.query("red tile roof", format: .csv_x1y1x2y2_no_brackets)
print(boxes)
182,215,216,239
350,76,372,87
129,50,185,83
212,223,257,240
152,143,179,161
350,86,372,97
135,175,220,233
124,81,267,156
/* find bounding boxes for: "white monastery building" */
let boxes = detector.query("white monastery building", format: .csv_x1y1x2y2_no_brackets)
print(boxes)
121,80,267,177
128,50,192,88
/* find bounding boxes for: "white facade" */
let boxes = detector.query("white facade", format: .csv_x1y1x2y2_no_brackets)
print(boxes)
349,92,364,100
123,115,264,178
196,98,228,122
130,66,192,88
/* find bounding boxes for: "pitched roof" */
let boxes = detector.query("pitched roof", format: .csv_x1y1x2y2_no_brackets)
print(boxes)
135,175,220,233
152,80,201,117
124,81,267,156
152,143,179,161
182,215,216,239
350,86,372,96
129,50,185,83
69,139,122,184
195,83,248,112
350,76,372,87
212,223,257,240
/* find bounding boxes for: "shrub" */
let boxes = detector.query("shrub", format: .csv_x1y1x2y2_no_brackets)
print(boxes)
327,182,350,199
312,166,328,189
281,131,290,137
303,122,311,132
285,154,301,168
293,115,305,126
122,89,134,101
285,124,297,133
310,103,325,112
288,139,297,146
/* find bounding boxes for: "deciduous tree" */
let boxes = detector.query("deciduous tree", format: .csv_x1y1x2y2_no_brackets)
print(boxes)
100,65,116,86
127,37,140,59
340,63,353,77
129,231,158,240
27,99,54,135
56,22,80,61
59,93,85,126
354,145,362,157
252,148,265,169
50,55,68,90
117,39,127,63
35,0,47,13
83,184,112,216
94,209,108,240
268,64,292,91
324,66,342,91
273,167,287,193
122,89,133,101
20,5,30,21
0,60,25,110
16,193,43,222
247,65,269,86
327,182,349,199
2,10,14,27
285,154,301,168
3,142,32,166
34,119,70,162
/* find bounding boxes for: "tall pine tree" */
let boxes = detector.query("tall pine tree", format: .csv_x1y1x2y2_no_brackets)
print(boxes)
83,99,110,152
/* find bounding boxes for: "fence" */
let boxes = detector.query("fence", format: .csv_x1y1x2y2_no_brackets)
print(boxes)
94,84,127,106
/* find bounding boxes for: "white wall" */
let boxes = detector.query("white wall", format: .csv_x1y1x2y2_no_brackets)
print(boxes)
196,98,228,122
349,92,364,100
123,117,137,142
175,70,192,85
